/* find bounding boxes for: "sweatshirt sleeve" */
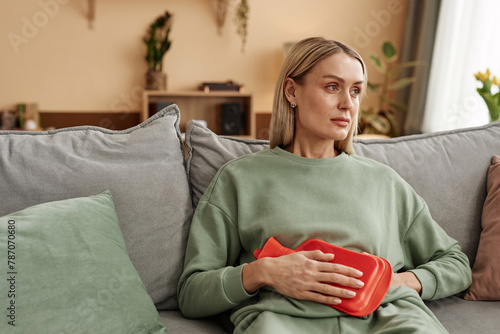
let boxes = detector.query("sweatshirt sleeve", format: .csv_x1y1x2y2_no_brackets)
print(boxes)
403,200,472,300
177,169,255,318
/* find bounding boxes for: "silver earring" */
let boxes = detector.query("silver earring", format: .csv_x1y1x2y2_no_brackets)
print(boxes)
290,102,297,108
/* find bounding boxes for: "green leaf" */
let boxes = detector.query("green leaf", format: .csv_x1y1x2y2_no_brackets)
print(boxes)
388,77,416,90
394,60,425,70
367,82,379,92
389,100,408,113
369,116,391,133
361,113,390,132
382,111,400,136
370,54,386,74
360,107,378,117
382,41,397,62
387,61,425,79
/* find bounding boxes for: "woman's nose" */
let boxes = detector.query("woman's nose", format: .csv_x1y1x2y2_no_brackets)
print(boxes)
338,90,353,110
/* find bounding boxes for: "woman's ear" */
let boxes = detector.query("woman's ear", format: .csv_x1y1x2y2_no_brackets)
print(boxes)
284,77,297,104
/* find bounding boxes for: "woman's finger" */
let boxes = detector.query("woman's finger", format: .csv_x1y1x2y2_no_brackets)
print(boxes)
316,271,365,290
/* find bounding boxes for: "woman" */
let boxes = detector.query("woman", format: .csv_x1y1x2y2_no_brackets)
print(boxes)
178,37,471,333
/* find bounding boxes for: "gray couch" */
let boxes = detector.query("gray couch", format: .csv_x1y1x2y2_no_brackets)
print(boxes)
0,104,498,333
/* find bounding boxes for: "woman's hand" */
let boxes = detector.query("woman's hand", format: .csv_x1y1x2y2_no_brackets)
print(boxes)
242,250,364,305
391,272,422,294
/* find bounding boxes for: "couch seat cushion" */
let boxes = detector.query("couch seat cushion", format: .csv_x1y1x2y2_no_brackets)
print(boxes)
426,296,500,333
159,310,230,334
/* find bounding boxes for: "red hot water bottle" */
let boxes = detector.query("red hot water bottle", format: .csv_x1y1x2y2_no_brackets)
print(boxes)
254,237,392,317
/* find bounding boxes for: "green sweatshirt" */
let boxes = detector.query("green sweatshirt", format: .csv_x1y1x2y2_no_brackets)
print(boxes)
178,147,471,326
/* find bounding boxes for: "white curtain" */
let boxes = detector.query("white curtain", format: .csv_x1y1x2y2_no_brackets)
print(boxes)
422,0,500,133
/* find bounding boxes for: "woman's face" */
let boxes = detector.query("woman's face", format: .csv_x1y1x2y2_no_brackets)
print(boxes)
288,52,364,145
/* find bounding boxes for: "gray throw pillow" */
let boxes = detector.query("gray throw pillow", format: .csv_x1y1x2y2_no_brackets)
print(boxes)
185,120,268,208
0,105,192,310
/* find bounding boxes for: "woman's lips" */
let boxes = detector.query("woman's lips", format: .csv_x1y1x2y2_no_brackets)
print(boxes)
331,117,350,127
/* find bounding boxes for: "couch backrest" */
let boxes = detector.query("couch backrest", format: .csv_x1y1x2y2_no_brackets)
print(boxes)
186,120,500,265
3,103,495,311
354,123,500,265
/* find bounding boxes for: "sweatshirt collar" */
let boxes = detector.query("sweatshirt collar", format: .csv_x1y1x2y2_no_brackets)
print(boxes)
271,146,349,165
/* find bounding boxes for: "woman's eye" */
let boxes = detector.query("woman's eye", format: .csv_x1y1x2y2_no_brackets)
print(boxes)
350,88,361,97
327,84,339,91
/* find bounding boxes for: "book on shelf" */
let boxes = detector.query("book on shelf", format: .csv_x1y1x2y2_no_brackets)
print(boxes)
199,81,244,93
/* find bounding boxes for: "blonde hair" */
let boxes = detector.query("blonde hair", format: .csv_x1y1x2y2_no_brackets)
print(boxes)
269,37,367,154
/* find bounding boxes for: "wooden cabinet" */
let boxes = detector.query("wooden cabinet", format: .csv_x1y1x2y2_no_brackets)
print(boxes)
142,91,254,137
254,111,272,140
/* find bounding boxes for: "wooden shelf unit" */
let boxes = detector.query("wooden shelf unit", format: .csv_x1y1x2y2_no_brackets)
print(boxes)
143,91,254,137
254,111,272,140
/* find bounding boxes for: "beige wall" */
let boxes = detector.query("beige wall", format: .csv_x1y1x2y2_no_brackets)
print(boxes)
0,0,408,118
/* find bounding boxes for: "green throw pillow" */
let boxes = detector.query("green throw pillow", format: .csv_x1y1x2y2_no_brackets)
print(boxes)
0,191,167,333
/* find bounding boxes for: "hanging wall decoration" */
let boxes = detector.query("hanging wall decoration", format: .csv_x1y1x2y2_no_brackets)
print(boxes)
213,0,249,52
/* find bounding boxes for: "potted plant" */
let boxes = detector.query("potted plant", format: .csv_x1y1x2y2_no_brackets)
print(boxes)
359,40,422,137
143,11,173,90
474,69,500,122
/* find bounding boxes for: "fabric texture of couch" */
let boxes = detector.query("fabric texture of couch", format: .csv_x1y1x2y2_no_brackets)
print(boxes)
1,104,498,333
